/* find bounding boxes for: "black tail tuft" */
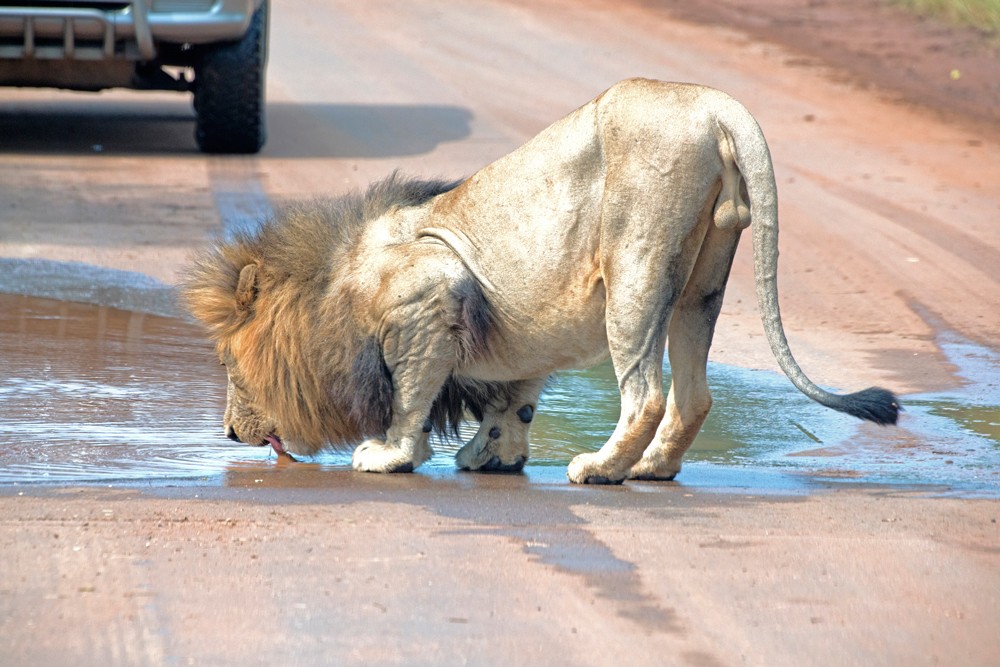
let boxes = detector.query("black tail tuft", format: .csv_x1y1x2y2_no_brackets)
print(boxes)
838,386,902,426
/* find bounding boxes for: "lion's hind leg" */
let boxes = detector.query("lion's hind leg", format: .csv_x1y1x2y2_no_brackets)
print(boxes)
455,377,546,473
565,358,667,485
567,242,688,483
629,225,742,481
567,171,718,485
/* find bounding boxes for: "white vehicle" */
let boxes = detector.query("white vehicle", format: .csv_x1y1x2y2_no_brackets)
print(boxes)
0,0,269,153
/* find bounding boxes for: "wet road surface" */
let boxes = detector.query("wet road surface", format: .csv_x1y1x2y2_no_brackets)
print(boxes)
1,291,997,494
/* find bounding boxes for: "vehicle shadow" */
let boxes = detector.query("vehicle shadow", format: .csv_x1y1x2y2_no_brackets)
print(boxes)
266,102,473,158
0,98,474,158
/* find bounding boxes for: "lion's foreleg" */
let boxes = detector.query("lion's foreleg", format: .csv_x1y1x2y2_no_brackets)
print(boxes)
455,377,546,473
352,331,454,474
352,374,444,473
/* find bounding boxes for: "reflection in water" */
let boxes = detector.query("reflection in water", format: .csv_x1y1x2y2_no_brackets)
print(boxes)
0,293,997,494
0,294,234,482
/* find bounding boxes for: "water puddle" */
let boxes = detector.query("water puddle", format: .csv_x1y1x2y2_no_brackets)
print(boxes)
0,293,232,483
1,291,997,495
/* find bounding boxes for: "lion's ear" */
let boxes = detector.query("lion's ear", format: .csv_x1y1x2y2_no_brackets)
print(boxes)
235,263,259,314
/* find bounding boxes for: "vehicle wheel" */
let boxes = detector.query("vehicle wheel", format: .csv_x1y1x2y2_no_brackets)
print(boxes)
194,0,268,153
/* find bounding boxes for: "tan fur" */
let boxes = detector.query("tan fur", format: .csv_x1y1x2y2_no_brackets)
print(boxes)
184,78,898,483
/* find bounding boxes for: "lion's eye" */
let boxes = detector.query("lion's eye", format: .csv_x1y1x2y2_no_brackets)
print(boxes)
226,364,246,390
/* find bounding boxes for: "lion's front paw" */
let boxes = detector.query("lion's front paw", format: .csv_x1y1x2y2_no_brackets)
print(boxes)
455,425,529,474
456,443,527,473
566,452,626,485
352,439,417,473
454,441,482,471
628,455,681,481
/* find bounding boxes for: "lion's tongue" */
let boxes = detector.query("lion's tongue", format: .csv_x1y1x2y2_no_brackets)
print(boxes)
265,435,286,455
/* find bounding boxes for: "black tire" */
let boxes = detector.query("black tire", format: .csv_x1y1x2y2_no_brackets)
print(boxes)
194,0,268,154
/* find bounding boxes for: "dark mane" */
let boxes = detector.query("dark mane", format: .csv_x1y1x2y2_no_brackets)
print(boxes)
182,172,462,341
252,171,464,287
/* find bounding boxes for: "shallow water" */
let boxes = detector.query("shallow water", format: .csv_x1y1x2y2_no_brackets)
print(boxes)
1,292,997,495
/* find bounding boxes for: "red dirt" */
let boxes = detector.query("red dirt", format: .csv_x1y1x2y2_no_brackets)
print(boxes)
651,0,1000,134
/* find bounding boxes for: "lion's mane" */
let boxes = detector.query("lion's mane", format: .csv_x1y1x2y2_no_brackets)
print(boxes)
183,173,506,451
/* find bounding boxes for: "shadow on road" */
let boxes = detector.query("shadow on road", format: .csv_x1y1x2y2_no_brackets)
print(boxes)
266,102,473,158
0,98,474,158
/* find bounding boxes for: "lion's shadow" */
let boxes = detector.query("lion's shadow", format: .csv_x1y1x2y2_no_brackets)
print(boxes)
220,462,684,633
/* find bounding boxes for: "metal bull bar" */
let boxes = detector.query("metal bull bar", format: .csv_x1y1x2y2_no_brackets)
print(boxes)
0,2,156,61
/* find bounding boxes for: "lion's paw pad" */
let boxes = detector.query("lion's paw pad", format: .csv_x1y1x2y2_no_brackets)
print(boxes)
629,471,677,482
583,475,625,485
481,455,526,473
628,459,681,482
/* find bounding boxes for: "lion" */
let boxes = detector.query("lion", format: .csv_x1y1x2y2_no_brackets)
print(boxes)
183,78,900,484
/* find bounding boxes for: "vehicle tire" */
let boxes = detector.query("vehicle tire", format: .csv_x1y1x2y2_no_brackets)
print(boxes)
194,0,268,154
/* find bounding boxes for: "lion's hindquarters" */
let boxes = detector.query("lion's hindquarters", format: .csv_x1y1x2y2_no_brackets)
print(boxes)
567,119,732,483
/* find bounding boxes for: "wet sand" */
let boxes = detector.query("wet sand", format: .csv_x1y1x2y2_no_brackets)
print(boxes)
1,0,999,664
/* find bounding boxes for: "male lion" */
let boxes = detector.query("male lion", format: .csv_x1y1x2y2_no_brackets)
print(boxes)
183,78,899,484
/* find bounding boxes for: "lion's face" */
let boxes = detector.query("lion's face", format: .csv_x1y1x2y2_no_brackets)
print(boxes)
193,259,357,457
220,348,280,449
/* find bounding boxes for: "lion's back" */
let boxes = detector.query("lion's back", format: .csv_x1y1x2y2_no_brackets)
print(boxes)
408,79,739,378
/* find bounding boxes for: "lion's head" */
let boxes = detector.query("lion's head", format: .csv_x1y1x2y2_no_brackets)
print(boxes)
182,174,462,455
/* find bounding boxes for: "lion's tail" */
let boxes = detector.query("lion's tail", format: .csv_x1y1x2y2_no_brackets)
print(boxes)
714,95,900,425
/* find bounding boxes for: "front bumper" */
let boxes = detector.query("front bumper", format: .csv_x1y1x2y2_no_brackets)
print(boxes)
0,0,260,61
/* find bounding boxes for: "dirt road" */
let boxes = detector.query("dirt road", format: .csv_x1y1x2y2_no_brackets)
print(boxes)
3,478,998,667
1,1,998,665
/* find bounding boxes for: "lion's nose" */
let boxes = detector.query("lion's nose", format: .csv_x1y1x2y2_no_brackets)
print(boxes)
226,426,242,443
